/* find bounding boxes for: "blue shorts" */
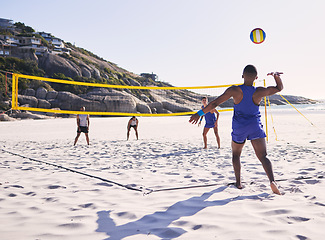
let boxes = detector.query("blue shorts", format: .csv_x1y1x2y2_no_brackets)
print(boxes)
205,123,215,128
231,122,266,144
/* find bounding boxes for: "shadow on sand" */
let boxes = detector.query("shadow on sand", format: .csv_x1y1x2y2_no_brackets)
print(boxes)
96,186,270,239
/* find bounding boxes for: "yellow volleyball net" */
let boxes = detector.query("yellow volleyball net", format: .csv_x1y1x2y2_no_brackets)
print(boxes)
11,73,239,117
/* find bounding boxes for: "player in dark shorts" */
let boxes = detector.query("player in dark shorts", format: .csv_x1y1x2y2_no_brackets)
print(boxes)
74,106,90,145
127,116,139,140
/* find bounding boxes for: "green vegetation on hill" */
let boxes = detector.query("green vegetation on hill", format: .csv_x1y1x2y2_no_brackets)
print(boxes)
0,57,45,76
0,57,50,106
14,22,35,33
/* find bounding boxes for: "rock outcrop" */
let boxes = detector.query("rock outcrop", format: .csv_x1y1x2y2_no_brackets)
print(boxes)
38,52,82,78
0,113,16,121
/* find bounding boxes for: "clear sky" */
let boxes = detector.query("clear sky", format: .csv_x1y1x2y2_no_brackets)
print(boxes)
2,0,325,99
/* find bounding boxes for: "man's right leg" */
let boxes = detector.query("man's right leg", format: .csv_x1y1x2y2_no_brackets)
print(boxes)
232,141,245,189
74,133,81,145
127,128,130,140
202,128,209,149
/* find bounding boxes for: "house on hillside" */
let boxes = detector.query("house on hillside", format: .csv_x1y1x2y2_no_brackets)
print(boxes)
0,35,20,46
19,36,48,55
0,20,71,57
36,32,64,48
0,39,11,56
37,31,52,40
36,31,68,54
140,72,158,81
0,18,14,29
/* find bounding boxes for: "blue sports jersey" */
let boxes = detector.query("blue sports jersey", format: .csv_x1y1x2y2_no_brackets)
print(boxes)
232,84,266,142
203,106,216,128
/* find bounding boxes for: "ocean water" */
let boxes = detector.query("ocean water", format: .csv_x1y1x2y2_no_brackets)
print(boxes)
262,101,325,113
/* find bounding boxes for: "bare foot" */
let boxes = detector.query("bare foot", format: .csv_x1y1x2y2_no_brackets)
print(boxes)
235,182,243,189
270,181,281,195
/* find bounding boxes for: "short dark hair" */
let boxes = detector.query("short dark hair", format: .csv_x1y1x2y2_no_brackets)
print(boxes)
201,96,207,100
243,65,257,76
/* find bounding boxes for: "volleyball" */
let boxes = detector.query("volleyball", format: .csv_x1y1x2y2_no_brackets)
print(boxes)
250,28,266,44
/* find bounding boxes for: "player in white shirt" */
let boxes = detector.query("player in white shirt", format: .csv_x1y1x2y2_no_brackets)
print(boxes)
74,106,90,145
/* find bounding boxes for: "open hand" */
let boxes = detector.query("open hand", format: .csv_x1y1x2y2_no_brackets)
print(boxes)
189,113,200,124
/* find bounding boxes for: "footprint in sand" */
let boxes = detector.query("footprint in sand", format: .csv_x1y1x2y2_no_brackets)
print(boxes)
23,192,36,196
78,203,96,209
287,216,310,223
47,185,66,189
58,223,83,228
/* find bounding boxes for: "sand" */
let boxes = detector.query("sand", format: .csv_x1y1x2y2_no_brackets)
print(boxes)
0,109,324,240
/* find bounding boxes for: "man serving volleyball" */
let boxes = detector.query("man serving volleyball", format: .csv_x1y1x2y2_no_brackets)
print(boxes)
189,65,283,195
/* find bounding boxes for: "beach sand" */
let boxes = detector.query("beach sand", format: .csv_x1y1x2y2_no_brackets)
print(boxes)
0,109,324,240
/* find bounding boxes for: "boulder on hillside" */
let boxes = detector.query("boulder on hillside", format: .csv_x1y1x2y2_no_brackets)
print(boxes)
82,95,105,102
38,52,82,78
162,101,193,113
127,78,141,86
136,103,152,113
103,95,137,113
36,87,47,99
56,91,105,111
0,113,16,121
46,91,58,100
23,88,36,96
148,102,164,113
90,65,101,79
140,94,151,103
48,99,60,108
11,47,38,62
86,88,113,96
80,64,92,78
37,99,51,109
18,95,38,107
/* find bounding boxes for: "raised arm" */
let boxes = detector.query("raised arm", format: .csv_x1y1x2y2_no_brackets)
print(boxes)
254,72,284,103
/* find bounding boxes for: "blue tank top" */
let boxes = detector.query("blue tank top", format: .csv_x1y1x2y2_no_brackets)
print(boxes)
232,85,261,129
203,106,216,125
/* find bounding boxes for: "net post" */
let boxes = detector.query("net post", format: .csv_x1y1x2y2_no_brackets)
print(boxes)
11,73,17,110
264,79,268,142
5,72,8,96
15,73,19,109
